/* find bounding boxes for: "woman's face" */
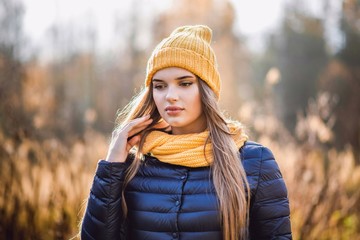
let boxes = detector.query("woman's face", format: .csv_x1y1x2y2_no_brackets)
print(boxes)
152,67,206,135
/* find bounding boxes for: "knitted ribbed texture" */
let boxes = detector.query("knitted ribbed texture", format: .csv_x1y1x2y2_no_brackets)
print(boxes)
145,25,221,98
142,123,248,167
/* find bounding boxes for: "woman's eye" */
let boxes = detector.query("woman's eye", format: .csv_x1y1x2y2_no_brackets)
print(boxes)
154,84,165,89
180,82,193,87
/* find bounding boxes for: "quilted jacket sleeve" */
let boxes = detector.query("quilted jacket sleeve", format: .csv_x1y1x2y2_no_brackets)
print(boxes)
81,160,128,240
247,144,292,239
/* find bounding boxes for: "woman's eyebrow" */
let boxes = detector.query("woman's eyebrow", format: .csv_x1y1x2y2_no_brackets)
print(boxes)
175,75,196,80
152,75,195,82
152,79,164,82
152,75,196,82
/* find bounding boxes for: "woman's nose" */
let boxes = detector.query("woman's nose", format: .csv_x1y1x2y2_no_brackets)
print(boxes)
165,86,179,102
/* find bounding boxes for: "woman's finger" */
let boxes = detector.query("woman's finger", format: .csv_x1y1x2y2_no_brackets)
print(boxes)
126,135,141,152
127,118,153,140
106,116,151,162
126,115,151,128
112,116,151,138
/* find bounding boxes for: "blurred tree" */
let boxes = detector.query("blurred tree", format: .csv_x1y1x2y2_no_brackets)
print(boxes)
22,61,55,132
42,21,99,139
319,0,360,161
93,0,153,132
110,0,149,110
260,1,329,131
0,0,32,140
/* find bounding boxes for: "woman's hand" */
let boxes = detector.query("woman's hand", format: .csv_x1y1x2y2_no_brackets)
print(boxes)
105,115,153,163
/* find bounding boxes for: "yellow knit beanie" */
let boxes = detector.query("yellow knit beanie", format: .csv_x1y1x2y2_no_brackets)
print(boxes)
144,25,221,98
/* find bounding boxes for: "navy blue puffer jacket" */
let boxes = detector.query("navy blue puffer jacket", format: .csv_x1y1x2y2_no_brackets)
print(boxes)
81,141,292,239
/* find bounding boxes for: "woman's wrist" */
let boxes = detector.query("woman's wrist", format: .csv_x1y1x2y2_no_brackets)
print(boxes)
105,151,127,163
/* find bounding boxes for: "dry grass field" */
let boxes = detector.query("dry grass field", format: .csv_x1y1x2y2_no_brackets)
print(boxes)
1,102,359,240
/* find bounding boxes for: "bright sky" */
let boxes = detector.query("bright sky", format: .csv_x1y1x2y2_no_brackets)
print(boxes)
22,0,286,50
22,0,284,38
21,0,341,57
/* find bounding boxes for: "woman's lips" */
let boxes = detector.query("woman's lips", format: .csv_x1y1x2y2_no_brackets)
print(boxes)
165,106,184,116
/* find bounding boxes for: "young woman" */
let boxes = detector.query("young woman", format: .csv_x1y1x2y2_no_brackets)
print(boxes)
80,25,292,240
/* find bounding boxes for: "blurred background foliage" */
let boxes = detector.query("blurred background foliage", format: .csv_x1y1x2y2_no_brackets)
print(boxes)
0,0,359,239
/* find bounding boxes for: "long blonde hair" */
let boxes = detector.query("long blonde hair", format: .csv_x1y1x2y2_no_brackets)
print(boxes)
116,78,250,240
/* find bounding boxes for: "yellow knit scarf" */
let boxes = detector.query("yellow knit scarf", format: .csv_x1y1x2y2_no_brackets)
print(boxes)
141,123,248,168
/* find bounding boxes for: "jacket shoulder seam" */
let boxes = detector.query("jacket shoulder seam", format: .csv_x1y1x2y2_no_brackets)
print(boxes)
252,145,265,201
